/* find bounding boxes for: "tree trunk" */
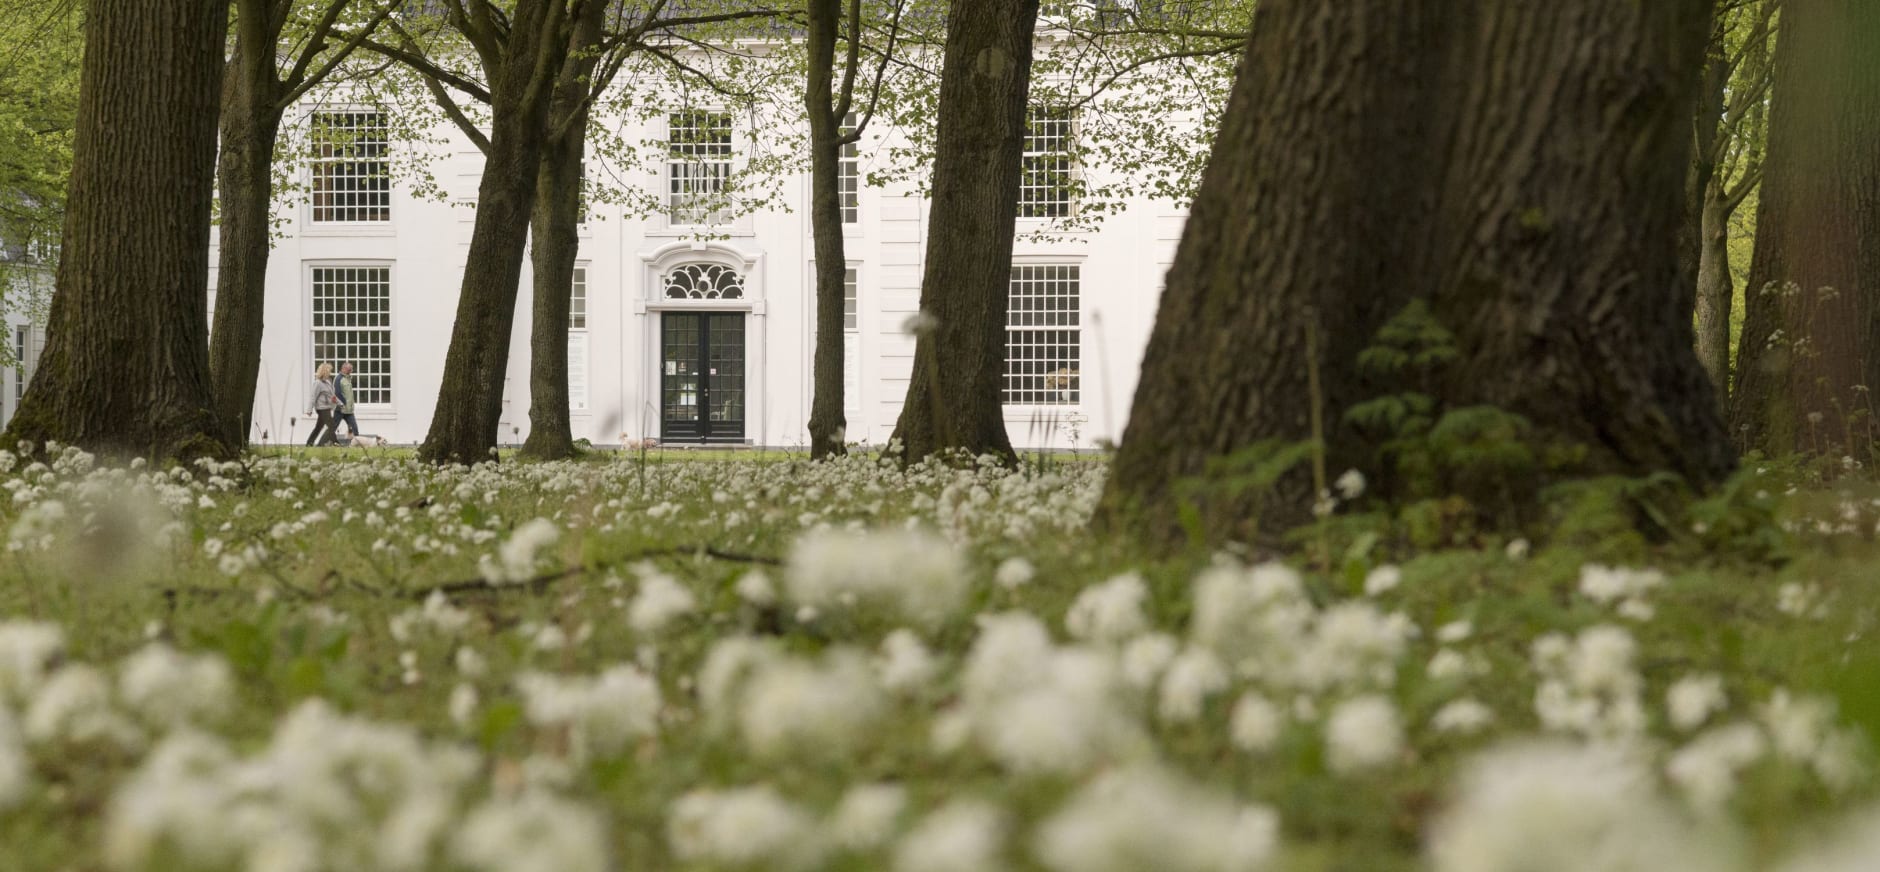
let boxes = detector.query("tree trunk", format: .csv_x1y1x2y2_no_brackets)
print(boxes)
517,112,586,461
1100,0,1732,548
6,0,232,461
419,0,576,465
888,0,1040,465
518,2,607,462
806,0,850,460
1729,0,1880,457
1693,186,1735,397
209,32,283,450
1679,25,1731,323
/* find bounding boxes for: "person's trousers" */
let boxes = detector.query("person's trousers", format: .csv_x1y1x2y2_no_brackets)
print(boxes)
336,412,360,437
307,409,337,446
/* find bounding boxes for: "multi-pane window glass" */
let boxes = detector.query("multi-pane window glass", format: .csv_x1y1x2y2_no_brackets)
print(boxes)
310,112,391,223
570,266,588,330
843,267,858,330
311,267,392,404
1004,264,1080,405
12,326,25,412
569,266,588,412
839,113,859,224
1019,107,1075,219
668,111,733,225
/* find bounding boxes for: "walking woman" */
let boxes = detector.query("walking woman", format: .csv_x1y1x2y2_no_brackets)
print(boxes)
306,363,340,446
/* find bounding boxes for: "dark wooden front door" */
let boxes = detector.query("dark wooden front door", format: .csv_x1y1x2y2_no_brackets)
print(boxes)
661,312,746,443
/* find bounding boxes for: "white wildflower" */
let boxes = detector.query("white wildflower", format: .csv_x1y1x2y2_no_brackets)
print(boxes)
517,665,662,760
1666,674,1728,732
0,621,63,703
826,782,908,851
1429,741,1734,872
894,800,1006,872
453,792,609,872
1666,722,1767,812
117,644,232,728
1325,695,1402,774
1430,698,1495,735
448,683,479,727
1119,632,1179,690
668,785,821,869
1158,646,1229,723
1033,764,1279,872
738,649,884,758
1065,573,1150,643
1363,565,1402,596
876,629,938,694
628,573,697,634
1334,468,1366,500
735,570,777,606
786,528,968,625
1229,692,1284,752
24,665,142,749
994,557,1035,590
480,517,559,584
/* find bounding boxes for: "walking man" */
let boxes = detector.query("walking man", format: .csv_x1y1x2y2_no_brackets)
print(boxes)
335,361,361,440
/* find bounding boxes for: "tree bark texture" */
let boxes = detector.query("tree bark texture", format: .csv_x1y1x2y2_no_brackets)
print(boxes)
888,0,1040,465
520,2,608,462
1730,0,1880,456
1694,187,1735,396
806,0,851,460
419,0,580,465
209,26,284,450
1679,28,1731,327
1101,0,1733,547
6,0,232,460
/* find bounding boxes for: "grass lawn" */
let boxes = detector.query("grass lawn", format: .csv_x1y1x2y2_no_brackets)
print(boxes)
0,447,1877,871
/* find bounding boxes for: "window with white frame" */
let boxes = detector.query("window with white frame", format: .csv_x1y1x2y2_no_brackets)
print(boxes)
1004,264,1079,405
844,266,861,417
1019,106,1075,219
310,266,392,404
309,111,391,223
569,266,589,412
667,111,733,225
839,113,859,224
12,325,25,413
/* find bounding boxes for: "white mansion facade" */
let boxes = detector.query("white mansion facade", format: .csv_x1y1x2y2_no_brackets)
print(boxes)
221,97,1192,450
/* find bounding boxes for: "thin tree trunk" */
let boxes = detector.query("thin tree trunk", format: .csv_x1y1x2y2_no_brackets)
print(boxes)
1693,186,1735,396
209,34,283,450
1101,0,1731,548
889,0,1040,465
419,0,577,465
1730,0,1880,456
518,113,585,461
7,0,232,460
806,0,850,460
1680,24,1731,322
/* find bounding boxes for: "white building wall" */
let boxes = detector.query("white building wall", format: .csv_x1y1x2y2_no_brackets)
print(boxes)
242,92,1188,450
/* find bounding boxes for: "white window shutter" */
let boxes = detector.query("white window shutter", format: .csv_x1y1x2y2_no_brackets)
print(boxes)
567,332,589,412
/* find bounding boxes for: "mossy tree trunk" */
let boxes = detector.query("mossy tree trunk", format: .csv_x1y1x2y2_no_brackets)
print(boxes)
1100,0,1734,548
1730,0,1880,456
7,0,232,461
889,0,1039,465
805,0,854,461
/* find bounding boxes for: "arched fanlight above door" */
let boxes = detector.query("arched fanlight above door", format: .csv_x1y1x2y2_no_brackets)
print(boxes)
664,263,745,300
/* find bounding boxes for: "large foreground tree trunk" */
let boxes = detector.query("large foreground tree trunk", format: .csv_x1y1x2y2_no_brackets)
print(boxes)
1730,0,1880,456
889,0,1040,465
1101,0,1733,547
805,0,852,461
419,0,579,465
7,0,232,460
209,32,283,449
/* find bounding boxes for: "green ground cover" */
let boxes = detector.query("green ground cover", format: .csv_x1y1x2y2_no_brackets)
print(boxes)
0,447,1877,871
